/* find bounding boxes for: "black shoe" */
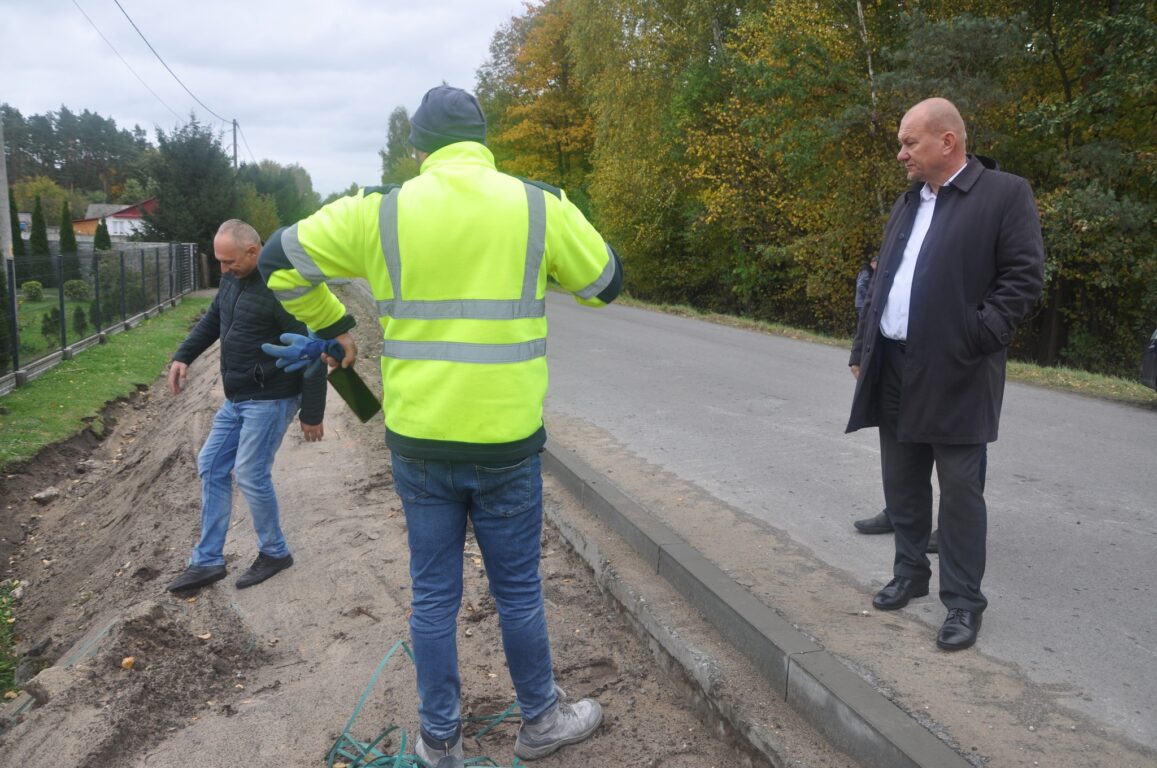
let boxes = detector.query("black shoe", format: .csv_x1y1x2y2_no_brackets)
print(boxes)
937,608,982,651
854,509,893,534
927,529,939,554
872,576,930,610
167,564,227,592
236,553,294,589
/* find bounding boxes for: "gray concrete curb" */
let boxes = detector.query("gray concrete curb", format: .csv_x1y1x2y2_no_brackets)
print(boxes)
543,442,971,768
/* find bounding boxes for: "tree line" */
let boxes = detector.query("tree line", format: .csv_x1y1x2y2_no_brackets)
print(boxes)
2,107,325,260
453,0,1154,378
6,1,1152,379
2,107,330,372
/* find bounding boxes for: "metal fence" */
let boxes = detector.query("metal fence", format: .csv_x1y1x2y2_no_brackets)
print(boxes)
0,241,198,396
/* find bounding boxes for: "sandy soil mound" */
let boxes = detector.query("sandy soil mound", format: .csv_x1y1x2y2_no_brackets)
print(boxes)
0,288,756,767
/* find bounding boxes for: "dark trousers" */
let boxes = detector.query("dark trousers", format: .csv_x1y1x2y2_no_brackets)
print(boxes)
877,335,989,613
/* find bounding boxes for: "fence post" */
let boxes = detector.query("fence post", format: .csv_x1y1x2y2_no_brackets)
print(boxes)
92,251,103,334
155,248,161,306
56,252,67,352
119,250,127,324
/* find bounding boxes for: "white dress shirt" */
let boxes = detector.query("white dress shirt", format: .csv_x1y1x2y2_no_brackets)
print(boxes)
880,163,967,341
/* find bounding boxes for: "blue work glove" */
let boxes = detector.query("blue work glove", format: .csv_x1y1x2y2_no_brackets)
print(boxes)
261,333,344,373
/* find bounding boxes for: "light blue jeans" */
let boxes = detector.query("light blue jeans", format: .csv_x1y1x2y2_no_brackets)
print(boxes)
391,452,557,742
190,397,299,567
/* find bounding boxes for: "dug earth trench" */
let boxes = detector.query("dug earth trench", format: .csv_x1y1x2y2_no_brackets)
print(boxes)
0,288,857,768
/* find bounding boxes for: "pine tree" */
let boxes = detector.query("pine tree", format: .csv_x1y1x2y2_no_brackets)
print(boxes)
72,305,88,338
28,195,51,287
40,306,61,341
142,118,235,256
8,195,24,257
94,218,111,250
59,199,81,282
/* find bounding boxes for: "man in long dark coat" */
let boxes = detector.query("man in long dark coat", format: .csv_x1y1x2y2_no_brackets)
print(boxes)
847,98,1044,651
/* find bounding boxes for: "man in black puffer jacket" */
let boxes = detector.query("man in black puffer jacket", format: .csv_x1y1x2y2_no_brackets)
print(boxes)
165,219,327,593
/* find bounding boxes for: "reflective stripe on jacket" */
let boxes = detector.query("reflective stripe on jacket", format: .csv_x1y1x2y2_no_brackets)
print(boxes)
259,141,622,461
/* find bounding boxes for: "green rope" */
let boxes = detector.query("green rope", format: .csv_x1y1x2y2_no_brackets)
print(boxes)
326,640,531,768
464,703,521,745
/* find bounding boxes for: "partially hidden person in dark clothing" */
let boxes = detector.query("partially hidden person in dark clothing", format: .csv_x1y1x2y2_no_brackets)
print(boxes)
846,98,1044,651
854,255,877,316
165,219,327,593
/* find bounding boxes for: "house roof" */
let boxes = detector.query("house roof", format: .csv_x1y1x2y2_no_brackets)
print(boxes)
83,203,126,220
75,197,157,224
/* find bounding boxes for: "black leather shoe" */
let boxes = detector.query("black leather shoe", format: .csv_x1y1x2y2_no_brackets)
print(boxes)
236,553,294,589
937,608,982,651
853,509,893,534
927,529,939,554
167,564,227,592
872,576,930,610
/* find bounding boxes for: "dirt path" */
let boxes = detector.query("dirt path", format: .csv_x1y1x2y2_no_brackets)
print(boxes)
0,292,768,767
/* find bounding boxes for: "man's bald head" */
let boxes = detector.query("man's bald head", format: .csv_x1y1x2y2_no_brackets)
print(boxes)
906,98,967,148
214,219,262,279
896,98,969,191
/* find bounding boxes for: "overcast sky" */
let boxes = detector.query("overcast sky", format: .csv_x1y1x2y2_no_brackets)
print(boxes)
4,0,523,198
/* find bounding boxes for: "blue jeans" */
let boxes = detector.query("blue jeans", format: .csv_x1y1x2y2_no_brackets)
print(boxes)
391,452,556,741
190,397,299,567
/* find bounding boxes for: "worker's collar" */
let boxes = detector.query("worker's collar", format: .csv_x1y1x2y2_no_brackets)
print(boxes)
418,141,496,174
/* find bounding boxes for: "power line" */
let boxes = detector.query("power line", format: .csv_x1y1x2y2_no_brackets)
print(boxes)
70,0,182,121
111,0,230,124
73,0,259,171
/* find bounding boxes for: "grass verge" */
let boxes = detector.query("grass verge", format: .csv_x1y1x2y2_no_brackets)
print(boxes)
0,297,211,469
0,297,210,696
616,295,1157,408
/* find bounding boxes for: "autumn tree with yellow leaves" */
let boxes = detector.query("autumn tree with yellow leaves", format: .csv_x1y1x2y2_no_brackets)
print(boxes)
476,0,1154,376
477,0,595,212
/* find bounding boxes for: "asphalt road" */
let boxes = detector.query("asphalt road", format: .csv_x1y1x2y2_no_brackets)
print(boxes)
542,293,1157,751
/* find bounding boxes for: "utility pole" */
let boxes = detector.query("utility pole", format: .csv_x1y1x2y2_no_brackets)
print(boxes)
0,117,12,265
0,115,21,375
233,119,238,170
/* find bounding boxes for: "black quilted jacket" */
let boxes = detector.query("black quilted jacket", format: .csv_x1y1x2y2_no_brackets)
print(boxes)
172,271,326,425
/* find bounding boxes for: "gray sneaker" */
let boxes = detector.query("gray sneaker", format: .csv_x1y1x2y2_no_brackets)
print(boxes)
514,686,603,760
414,728,463,768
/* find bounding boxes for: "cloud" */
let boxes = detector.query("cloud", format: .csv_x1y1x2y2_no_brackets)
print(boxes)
4,0,520,196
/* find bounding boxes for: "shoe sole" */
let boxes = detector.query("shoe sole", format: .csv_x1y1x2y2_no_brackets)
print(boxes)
872,584,930,611
235,567,291,589
236,558,293,589
166,578,224,589
937,634,978,651
167,572,227,592
854,526,894,534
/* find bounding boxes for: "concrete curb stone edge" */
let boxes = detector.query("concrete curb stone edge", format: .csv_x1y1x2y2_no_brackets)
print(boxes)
542,442,972,768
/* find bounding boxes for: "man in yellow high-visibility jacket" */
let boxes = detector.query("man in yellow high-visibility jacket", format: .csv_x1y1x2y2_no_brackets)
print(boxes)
259,85,622,766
